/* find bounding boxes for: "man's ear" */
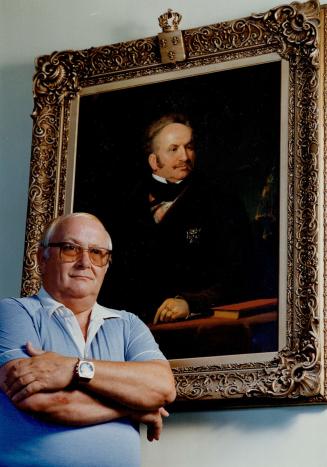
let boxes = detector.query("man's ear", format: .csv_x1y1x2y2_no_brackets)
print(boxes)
148,153,158,173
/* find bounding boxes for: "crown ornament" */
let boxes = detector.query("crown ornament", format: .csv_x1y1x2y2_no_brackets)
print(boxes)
158,9,183,32
157,9,186,63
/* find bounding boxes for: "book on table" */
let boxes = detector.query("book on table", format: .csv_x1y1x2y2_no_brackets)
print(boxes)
211,298,278,319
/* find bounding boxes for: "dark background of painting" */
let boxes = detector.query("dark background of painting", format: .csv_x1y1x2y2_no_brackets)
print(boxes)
74,61,281,354
75,61,281,223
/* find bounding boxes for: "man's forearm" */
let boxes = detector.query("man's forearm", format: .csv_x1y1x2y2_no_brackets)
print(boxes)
80,359,175,410
15,389,130,426
3,347,176,410
13,389,169,440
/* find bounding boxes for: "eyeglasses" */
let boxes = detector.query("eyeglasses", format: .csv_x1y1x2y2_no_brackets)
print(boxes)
47,242,112,267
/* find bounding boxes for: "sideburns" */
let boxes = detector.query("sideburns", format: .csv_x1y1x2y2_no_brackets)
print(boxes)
155,154,164,169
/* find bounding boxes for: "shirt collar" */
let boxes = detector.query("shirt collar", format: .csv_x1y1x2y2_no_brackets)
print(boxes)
91,303,121,321
152,174,183,184
37,286,121,320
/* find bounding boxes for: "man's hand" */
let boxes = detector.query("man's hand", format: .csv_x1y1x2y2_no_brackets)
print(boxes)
131,407,169,441
153,298,190,324
4,342,76,403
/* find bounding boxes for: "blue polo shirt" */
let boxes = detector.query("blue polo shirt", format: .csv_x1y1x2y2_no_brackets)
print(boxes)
0,290,166,467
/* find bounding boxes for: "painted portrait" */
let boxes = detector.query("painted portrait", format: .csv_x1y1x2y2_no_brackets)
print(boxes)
73,58,282,359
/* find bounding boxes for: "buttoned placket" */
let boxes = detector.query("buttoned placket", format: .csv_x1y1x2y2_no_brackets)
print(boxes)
57,307,105,358
37,288,121,359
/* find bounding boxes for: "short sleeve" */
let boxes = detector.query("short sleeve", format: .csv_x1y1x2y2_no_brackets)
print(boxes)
124,312,167,362
0,298,42,366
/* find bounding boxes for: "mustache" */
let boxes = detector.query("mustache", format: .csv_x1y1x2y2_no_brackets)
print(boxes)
173,160,194,169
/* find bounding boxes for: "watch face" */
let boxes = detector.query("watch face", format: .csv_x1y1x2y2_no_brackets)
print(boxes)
79,361,95,379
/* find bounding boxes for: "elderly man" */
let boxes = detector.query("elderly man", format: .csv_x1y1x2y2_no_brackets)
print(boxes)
105,114,253,325
0,212,176,467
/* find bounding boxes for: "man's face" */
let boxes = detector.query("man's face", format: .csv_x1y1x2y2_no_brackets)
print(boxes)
38,216,109,307
148,123,195,183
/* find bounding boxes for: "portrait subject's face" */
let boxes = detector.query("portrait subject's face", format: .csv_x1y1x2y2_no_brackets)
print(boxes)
38,217,109,306
148,123,195,183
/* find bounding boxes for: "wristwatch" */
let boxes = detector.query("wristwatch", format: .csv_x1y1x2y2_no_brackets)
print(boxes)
74,359,95,383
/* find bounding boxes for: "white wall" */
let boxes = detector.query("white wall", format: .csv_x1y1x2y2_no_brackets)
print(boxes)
1,1,327,466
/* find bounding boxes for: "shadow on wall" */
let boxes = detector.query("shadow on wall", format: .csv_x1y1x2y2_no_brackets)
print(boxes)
168,404,327,432
141,405,327,467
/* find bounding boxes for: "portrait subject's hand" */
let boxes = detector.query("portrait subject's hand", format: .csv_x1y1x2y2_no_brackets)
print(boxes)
4,342,76,403
153,298,190,324
131,407,169,441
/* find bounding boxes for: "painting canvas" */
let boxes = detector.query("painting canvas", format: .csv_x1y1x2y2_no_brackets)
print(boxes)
73,59,282,360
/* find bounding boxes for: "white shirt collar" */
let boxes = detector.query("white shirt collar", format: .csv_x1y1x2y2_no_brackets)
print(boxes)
37,286,121,320
152,174,182,184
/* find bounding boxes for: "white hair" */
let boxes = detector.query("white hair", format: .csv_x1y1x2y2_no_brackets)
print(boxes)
40,212,112,258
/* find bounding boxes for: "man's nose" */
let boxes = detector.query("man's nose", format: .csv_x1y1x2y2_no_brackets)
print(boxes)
76,249,92,267
178,146,188,160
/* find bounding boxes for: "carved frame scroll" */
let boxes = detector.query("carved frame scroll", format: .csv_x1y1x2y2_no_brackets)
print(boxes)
22,0,327,408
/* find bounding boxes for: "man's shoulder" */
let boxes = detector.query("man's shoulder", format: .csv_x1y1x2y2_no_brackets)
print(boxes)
96,304,144,325
190,171,224,192
0,296,43,339
0,295,40,312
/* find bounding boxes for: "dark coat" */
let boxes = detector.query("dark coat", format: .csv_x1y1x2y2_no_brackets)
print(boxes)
101,172,254,323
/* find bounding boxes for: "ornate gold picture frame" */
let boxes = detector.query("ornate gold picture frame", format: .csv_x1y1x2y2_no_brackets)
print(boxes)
22,0,327,408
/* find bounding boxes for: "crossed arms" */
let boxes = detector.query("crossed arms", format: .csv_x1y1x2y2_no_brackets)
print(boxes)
0,342,176,441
